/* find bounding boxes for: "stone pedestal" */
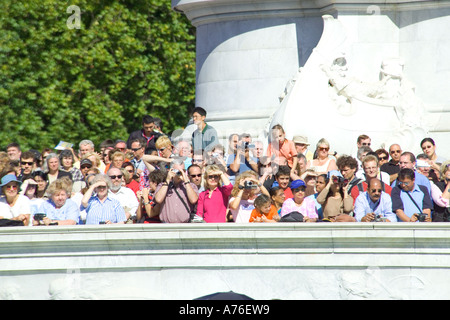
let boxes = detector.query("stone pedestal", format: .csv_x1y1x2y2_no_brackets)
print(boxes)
172,0,450,158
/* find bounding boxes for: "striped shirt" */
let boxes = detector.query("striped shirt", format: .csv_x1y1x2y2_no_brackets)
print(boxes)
83,196,127,225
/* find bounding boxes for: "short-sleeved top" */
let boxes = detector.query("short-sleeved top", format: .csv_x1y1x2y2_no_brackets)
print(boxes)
267,139,297,168
197,183,233,223
39,198,80,224
229,197,256,223
0,195,31,219
249,205,279,222
280,197,318,219
83,196,127,225
391,184,433,220
155,182,198,223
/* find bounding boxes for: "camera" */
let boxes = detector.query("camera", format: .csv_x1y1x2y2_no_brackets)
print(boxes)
373,214,386,222
34,213,46,221
245,142,255,149
415,213,427,222
332,176,348,185
244,180,257,189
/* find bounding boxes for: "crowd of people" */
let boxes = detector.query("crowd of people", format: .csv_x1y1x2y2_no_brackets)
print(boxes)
0,106,449,226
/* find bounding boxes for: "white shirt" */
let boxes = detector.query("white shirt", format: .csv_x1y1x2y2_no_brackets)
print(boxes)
0,195,31,219
108,187,139,217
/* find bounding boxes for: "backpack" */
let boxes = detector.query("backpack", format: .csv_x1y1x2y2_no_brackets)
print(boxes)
280,211,304,222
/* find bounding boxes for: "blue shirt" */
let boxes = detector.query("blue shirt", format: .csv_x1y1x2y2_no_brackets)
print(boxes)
391,170,431,195
391,184,433,221
83,196,127,225
131,158,147,173
354,191,397,222
39,199,80,224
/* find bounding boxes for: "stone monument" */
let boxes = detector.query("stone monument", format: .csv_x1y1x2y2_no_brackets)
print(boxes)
173,0,450,158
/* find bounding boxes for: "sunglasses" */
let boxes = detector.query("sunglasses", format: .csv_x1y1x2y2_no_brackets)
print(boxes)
109,175,123,180
96,186,107,190
390,150,401,154
131,147,142,152
4,184,18,190
190,174,202,178
379,156,388,160
207,174,220,180
370,189,382,193
319,147,329,151
21,161,34,166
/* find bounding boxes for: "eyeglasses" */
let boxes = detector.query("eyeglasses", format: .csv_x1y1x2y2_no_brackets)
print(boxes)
398,181,410,186
207,175,220,180
109,175,123,180
20,161,34,166
4,184,18,190
190,174,202,178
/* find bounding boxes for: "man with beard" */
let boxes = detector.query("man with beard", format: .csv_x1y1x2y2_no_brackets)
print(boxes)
107,167,139,222
354,178,397,222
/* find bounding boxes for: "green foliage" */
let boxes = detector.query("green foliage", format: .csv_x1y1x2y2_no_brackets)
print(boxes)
0,0,196,151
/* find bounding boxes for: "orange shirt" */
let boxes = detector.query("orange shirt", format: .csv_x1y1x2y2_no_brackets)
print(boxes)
249,205,279,222
267,139,297,168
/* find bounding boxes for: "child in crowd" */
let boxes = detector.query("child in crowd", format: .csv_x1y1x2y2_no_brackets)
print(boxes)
274,165,293,199
266,124,298,171
249,194,279,223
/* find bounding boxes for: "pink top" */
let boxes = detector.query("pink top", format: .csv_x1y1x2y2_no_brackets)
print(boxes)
196,183,233,223
280,197,318,219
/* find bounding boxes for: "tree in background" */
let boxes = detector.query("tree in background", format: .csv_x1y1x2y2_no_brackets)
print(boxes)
0,0,196,151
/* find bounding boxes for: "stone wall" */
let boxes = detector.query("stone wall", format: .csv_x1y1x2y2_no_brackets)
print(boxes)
1,223,450,299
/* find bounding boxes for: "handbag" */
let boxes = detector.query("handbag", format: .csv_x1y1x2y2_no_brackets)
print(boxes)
173,183,204,223
0,219,24,227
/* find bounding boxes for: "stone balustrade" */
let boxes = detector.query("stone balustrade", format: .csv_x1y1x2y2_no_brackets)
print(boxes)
1,222,450,299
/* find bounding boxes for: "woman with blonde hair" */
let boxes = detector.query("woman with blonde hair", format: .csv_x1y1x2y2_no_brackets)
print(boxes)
306,138,338,175
229,170,270,223
195,164,232,223
36,179,80,226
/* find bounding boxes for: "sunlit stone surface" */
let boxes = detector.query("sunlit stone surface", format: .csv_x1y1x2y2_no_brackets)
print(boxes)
2,223,450,299
173,0,450,158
